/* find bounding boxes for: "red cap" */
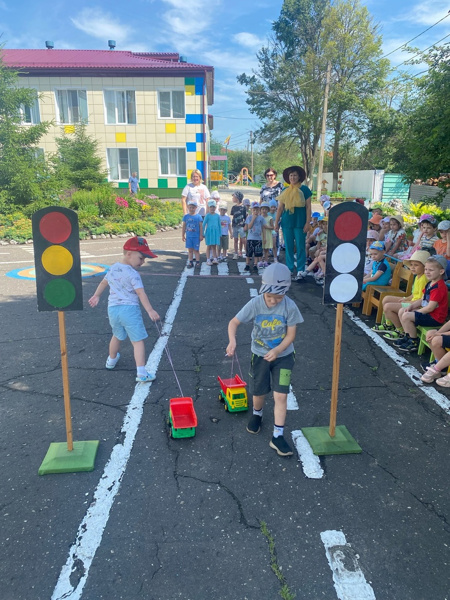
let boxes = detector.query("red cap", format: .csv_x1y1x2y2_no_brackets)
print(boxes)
123,236,157,258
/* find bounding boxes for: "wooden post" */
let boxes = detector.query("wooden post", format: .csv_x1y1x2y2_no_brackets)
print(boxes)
58,311,73,451
329,303,343,438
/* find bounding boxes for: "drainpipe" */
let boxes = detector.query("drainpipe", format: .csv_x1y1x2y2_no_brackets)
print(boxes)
202,69,207,186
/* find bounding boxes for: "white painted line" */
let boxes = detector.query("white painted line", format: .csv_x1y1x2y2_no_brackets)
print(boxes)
345,308,450,416
291,430,324,479
249,288,258,297
237,263,247,276
287,384,299,410
51,271,189,600
217,261,229,276
321,530,376,600
200,262,211,276
246,277,254,284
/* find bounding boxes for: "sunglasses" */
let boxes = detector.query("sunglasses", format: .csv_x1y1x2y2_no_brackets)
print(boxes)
266,173,275,177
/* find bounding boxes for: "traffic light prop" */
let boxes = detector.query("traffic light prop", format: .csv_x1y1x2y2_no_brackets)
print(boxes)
32,207,99,475
302,202,367,456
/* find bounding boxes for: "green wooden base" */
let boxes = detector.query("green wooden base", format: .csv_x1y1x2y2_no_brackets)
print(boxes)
301,425,362,456
38,440,100,475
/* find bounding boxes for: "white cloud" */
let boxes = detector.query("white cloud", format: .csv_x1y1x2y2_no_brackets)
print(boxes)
202,48,259,73
233,32,265,49
71,8,133,46
390,0,449,27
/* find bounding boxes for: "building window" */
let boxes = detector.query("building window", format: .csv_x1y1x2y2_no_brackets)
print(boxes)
55,90,88,124
158,91,185,119
21,95,40,124
159,148,186,176
104,90,136,125
107,148,139,181
34,148,45,159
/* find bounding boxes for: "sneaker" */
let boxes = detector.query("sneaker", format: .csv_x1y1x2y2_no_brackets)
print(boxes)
253,265,259,273
315,278,324,286
383,329,404,340
269,436,293,457
136,372,156,383
257,261,264,268
397,338,418,353
206,259,212,266
393,334,408,347
244,264,250,271
246,414,262,434
421,365,444,383
420,360,438,373
187,261,194,269
297,270,309,278
105,353,120,370
436,374,450,387
233,253,238,260
372,322,394,332
212,258,219,264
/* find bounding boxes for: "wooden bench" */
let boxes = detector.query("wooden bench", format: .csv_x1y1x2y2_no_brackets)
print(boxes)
361,262,415,322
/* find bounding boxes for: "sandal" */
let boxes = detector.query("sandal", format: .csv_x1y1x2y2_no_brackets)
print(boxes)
383,329,403,340
371,323,394,332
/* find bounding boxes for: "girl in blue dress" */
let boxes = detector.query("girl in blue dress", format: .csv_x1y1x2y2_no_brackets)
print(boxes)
203,200,221,265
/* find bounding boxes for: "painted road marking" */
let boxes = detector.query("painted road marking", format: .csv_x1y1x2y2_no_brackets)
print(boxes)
200,262,211,276
51,271,189,600
321,530,376,600
291,430,324,479
249,288,258,297
217,261,229,276
345,308,450,416
287,385,299,410
238,262,247,276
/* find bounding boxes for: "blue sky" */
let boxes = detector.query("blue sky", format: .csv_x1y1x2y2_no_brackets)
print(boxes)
1,0,449,150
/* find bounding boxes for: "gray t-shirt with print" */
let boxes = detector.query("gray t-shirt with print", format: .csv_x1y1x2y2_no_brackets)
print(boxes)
246,215,266,241
235,294,304,357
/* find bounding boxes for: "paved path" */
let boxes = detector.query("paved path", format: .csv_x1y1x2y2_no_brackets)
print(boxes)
0,233,449,600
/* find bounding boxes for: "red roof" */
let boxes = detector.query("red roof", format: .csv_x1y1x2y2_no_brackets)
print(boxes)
2,49,212,72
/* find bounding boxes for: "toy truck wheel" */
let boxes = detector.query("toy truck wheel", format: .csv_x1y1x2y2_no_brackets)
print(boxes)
218,392,223,402
224,402,228,411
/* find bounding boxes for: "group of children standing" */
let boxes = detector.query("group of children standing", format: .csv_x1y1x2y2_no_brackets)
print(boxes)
181,190,279,271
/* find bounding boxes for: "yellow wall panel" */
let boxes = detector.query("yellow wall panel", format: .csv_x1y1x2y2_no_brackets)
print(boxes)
165,123,177,133
196,151,204,161
64,125,75,134
115,132,127,142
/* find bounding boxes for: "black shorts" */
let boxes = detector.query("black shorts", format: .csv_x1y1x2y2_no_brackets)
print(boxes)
248,352,295,396
413,312,442,328
246,239,263,258
441,335,450,349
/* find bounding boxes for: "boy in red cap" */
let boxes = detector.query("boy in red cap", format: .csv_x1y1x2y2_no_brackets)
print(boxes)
88,236,160,382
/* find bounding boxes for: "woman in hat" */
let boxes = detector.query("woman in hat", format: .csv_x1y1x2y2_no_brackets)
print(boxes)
274,166,312,278
384,215,408,256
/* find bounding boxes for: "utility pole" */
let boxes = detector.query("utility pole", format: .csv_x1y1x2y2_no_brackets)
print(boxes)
316,62,332,201
250,131,254,183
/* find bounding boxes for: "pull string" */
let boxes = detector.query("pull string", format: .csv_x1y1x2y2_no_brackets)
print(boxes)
233,351,244,381
153,320,184,397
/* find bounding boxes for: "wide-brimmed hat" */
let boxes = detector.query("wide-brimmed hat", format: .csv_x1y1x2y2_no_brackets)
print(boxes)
390,215,404,228
367,230,379,240
282,165,306,184
369,214,383,225
404,250,430,267
123,236,157,258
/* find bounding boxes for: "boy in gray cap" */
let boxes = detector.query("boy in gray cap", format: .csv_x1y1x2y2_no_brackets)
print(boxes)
226,263,303,456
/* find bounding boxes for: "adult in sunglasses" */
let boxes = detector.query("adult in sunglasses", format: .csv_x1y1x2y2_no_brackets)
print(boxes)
260,168,284,204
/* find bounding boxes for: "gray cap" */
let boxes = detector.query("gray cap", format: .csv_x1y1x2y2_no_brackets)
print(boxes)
428,255,448,272
259,263,292,295
438,220,450,231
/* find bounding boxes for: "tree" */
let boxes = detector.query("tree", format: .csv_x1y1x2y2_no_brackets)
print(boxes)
51,125,108,190
238,0,329,180
393,45,450,191
321,0,389,188
0,51,51,207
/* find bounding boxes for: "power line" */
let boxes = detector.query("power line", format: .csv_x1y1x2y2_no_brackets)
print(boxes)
381,10,450,58
391,34,450,70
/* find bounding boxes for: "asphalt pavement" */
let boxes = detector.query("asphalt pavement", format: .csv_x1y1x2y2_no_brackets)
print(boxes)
0,191,449,600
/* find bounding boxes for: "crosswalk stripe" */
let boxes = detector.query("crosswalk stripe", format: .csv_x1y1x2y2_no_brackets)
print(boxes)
291,430,324,479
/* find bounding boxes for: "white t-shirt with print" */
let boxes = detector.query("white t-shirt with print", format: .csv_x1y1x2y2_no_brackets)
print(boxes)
105,263,143,306
182,183,210,216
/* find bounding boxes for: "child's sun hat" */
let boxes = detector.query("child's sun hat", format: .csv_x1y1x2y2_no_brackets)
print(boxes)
210,190,221,200
243,198,251,206
419,214,437,226
233,191,244,202
187,199,198,206
207,199,217,207
260,202,270,208
259,263,292,295
269,199,278,208
312,211,320,218
124,236,158,258
390,215,404,228
404,250,430,267
369,241,385,251
367,230,379,240
252,202,260,208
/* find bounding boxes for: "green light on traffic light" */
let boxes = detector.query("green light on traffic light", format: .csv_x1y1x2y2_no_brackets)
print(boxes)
43,279,76,309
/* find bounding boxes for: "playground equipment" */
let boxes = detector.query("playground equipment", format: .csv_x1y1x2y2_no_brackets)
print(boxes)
217,374,248,412
230,168,253,185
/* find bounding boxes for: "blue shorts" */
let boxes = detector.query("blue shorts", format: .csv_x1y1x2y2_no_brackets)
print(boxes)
185,234,200,251
413,312,442,328
232,226,246,239
108,305,148,342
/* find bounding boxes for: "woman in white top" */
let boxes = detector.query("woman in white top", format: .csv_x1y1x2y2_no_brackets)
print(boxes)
181,169,210,216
